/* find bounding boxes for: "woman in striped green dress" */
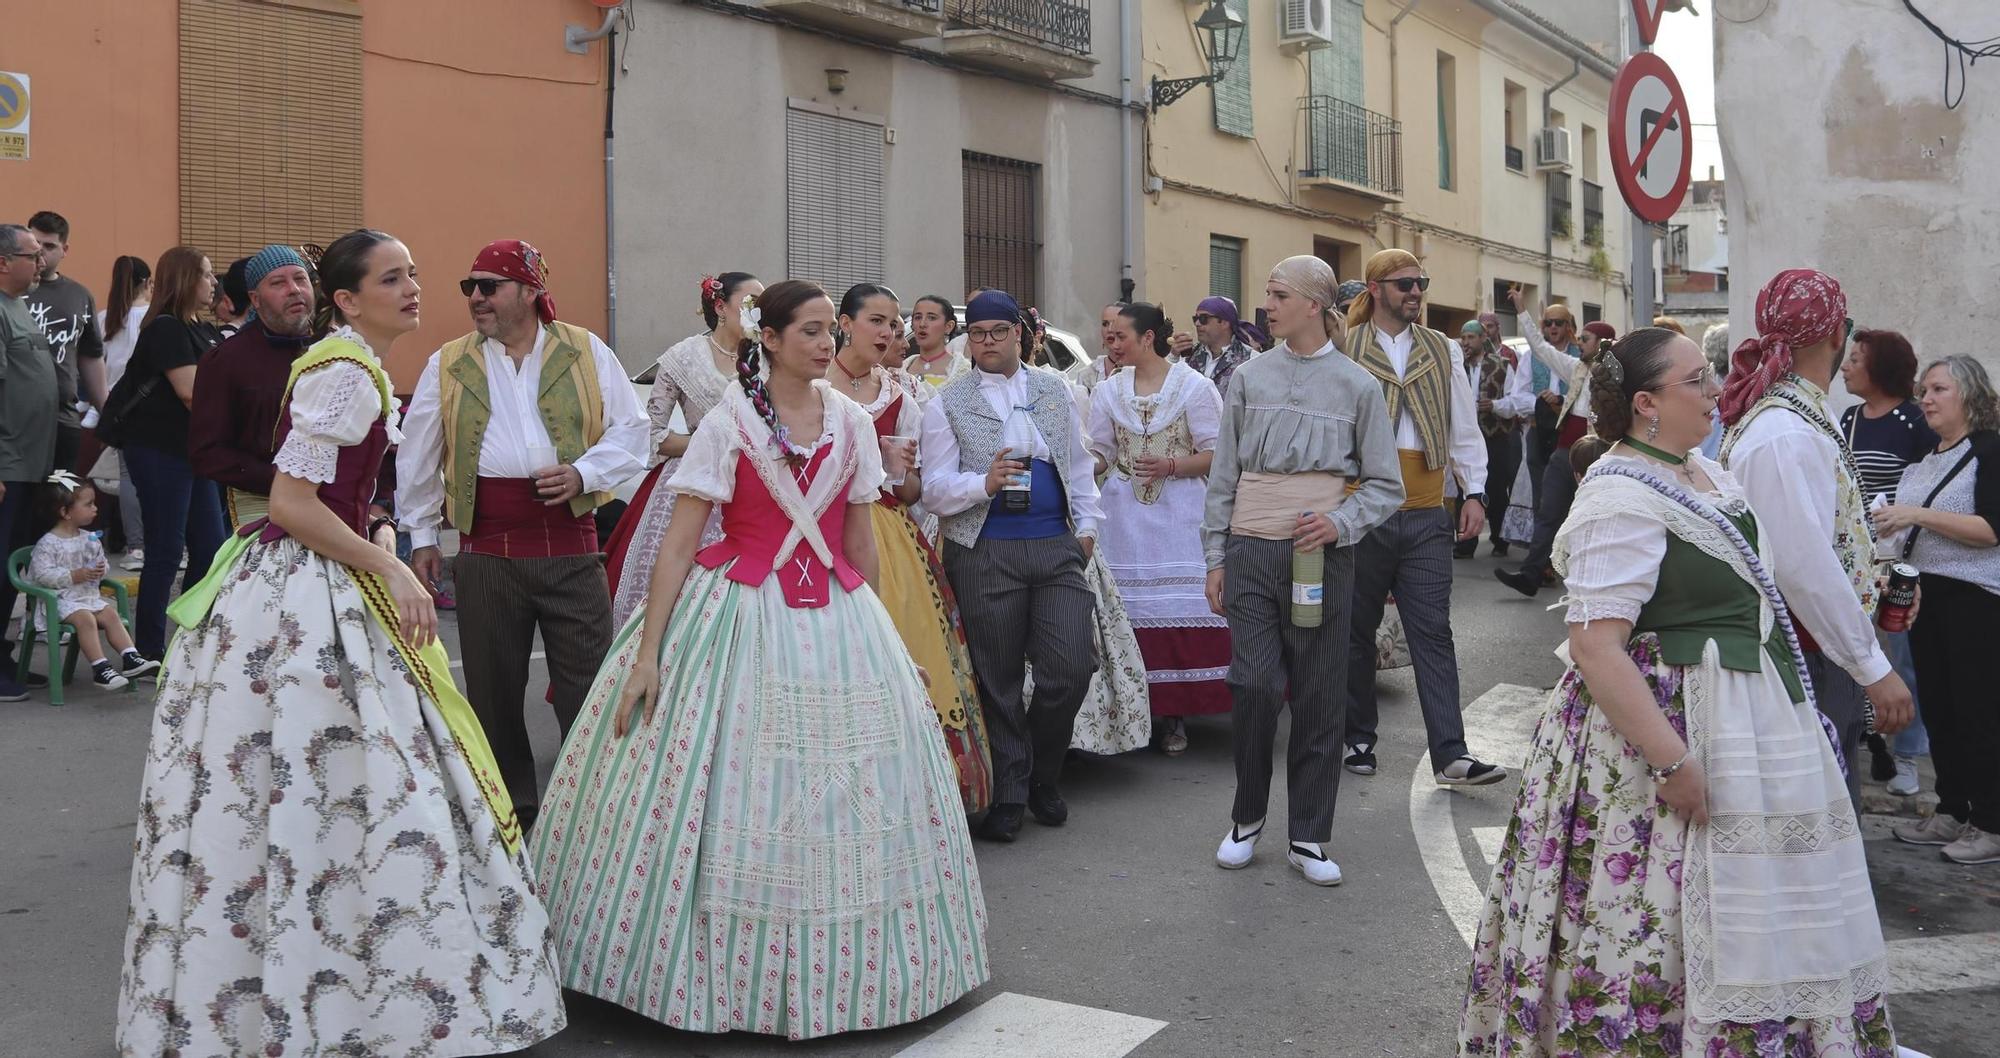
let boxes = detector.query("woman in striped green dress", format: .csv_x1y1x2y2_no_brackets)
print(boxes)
529,280,989,1040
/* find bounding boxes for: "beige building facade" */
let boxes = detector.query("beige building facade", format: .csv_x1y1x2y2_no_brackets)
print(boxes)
1140,0,1629,339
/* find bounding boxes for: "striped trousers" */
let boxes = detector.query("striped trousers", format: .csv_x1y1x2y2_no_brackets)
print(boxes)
943,535,1097,805
1345,506,1471,764
453,551,614,820
1223,535,1355,843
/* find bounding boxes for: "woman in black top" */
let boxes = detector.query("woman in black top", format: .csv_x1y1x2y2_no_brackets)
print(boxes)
121,245,227,658
1838,328,1937,793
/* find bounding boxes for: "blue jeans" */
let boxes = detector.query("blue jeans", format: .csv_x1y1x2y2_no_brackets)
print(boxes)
125,444,228,657
1881,628,1930,756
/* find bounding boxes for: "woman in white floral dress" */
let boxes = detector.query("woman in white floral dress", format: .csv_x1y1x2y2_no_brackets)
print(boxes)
118,230,565,1056
1459,329,1896,1057
604,272,760,627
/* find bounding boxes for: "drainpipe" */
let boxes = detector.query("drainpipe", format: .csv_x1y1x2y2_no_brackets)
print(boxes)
1119,0,1136,302
1386,0,1422,244
1541,56,1579,301
602,23,619,351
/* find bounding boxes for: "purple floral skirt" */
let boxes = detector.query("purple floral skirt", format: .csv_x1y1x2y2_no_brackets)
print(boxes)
1457,634,1895,1057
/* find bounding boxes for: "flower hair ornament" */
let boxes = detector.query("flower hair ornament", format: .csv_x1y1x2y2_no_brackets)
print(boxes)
699,274,725,313
46,470,83,490
739,293,762,337
1598,352,1626,388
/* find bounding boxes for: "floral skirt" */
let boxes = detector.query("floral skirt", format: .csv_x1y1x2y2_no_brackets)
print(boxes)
1459,635,1896,1057
529,565,989,1040
118,539,565,1058
1029,548,1152,755
871,500,994,815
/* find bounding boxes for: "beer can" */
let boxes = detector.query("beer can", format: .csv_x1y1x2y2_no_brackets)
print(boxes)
1877,563,1918,632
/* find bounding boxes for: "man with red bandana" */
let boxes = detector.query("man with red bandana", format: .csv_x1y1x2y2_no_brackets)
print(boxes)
398,239,647,831
1718,268,1914,811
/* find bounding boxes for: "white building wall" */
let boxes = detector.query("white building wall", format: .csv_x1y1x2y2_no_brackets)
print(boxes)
1716,0,1999,379
611,0,1134,370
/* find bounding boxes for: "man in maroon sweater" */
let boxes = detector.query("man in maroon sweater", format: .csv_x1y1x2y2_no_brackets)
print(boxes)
190,245,316,526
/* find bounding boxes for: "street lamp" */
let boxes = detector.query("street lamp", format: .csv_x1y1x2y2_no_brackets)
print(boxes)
1150,0,1246,110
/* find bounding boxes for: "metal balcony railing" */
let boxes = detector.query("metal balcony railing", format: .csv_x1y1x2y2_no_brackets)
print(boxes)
1300,95,1403,198
1505,144,1525,172
947,0,1092,55
903,0,943,10
1582,179,1605,243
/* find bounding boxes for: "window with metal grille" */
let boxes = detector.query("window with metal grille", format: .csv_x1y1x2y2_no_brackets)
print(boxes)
179,0,363,262
1209,235,1244,305
962,152,1040,308
787,103,886,297
1212,0,1252,137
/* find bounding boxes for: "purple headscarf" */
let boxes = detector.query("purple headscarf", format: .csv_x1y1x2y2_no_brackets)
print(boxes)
1196,295,1261,349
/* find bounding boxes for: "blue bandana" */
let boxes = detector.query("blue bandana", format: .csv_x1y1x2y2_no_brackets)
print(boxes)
245,244,309,290
965,289,1023,327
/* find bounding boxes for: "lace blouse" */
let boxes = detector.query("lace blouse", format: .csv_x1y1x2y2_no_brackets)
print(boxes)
667,382,885,507
272,328,401,485
645,334,737,468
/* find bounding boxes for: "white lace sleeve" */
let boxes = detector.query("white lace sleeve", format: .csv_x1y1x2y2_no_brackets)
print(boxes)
664,410,739,503
273,360,381,484
848,401,888,503
644,358,684,468
1556,493,1665,626
1187,375,1224,453
27,535,72,591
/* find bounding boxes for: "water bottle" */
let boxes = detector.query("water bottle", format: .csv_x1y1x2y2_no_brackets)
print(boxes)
1000,408,1036,513
1291,540,1324,628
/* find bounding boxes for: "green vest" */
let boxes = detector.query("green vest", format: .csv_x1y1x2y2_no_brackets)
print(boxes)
1634,507,1806,703
435,321,609,529
1344,322,1456,471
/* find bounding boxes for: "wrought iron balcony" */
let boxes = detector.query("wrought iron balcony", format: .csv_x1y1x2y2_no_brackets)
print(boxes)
765,0,945,42
946,0,1092,56
1298,95,1403,201
1582,179,1605,244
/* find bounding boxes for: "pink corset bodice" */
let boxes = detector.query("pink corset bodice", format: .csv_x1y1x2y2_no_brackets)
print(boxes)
695,444,864,608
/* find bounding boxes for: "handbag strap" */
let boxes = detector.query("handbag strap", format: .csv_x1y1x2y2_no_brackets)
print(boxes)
1902,443,1979,560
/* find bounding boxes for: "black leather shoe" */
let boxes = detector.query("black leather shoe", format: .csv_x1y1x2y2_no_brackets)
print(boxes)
1027,783,1068,826
1494,567,1541,598
978,804,1024,842
1491,541,1511,558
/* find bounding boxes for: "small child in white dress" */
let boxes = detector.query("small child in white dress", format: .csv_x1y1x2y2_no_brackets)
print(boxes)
26,474,159,690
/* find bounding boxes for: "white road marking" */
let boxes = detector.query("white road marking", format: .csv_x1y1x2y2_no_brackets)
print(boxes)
894,992,1167,1058
1415,683,2000,997
447,650,544,671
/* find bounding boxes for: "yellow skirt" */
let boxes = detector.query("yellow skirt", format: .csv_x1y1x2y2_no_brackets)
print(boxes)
870,500,995,815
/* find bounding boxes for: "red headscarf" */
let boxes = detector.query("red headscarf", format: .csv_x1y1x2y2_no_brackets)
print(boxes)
1717,268,1847,426
470,239,557,325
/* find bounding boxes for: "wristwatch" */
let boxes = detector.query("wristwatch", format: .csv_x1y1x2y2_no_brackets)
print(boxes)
1462,492,1486,506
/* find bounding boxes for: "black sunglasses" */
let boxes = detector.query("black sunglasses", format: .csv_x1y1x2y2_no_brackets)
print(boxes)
1379,276,1431,294
1191,313,1217,325
460,277,517,298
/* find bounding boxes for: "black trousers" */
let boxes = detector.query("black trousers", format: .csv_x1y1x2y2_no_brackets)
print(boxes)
1520,444,1577,575
1483,428,1521,546
1910,573,2000,831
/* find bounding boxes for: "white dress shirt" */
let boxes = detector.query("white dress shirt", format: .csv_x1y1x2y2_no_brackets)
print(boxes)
1519,310,1591,423
918,365,1104,538
1726,406,1893,686
398,327,649,549
1373,323,1488,495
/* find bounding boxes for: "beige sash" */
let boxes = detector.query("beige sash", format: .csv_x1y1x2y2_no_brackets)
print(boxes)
1229,471,1347,540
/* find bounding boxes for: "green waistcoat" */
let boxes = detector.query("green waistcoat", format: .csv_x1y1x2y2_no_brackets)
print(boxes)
1634,508,1806,703
436,320,609,528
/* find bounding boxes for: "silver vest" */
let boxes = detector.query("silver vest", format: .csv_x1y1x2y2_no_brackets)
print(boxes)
937,366,1080,548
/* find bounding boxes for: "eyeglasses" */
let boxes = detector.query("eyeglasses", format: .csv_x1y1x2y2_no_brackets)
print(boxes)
1379,276,1431,294
460,277,517,298
2,248,43,261
1543,318,1573,329
1654,365,1717,391
1191,313,1217,325
965,324,1016,345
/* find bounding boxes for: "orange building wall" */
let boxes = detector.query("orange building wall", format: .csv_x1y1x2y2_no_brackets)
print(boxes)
0,0,610,389
0,1,182,323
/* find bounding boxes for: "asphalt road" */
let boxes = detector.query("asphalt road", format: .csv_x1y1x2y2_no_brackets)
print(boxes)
2,550,1993,1057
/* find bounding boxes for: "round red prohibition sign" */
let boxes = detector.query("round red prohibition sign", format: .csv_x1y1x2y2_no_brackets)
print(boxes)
1607,51,1692,225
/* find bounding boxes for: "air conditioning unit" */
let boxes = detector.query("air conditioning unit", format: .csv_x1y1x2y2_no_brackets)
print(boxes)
1280,0,1335,52
1536,126,1572,171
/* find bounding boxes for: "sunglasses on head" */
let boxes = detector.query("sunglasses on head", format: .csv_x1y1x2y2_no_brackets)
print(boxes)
459,277,517,298
1379,276,1431,294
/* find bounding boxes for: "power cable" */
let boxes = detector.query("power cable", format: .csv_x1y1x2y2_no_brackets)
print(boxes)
1901,0,2000,109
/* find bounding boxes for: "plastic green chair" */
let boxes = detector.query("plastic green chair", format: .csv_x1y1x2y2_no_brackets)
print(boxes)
6,545,135,706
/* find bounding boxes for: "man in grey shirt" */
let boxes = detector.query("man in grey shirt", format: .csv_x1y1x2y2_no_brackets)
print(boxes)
1202,254,1403,887
0,223,60,701
26,211,103,472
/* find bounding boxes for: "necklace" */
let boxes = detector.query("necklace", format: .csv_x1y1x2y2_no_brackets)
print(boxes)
833,354,871,392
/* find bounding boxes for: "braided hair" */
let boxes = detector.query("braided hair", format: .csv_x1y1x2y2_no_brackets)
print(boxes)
736,279,831,459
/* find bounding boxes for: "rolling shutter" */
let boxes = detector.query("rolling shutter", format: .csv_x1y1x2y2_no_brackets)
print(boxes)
179,0,364,263
1212,0,1252,138
786,104,886,297
1209,235,1243,304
